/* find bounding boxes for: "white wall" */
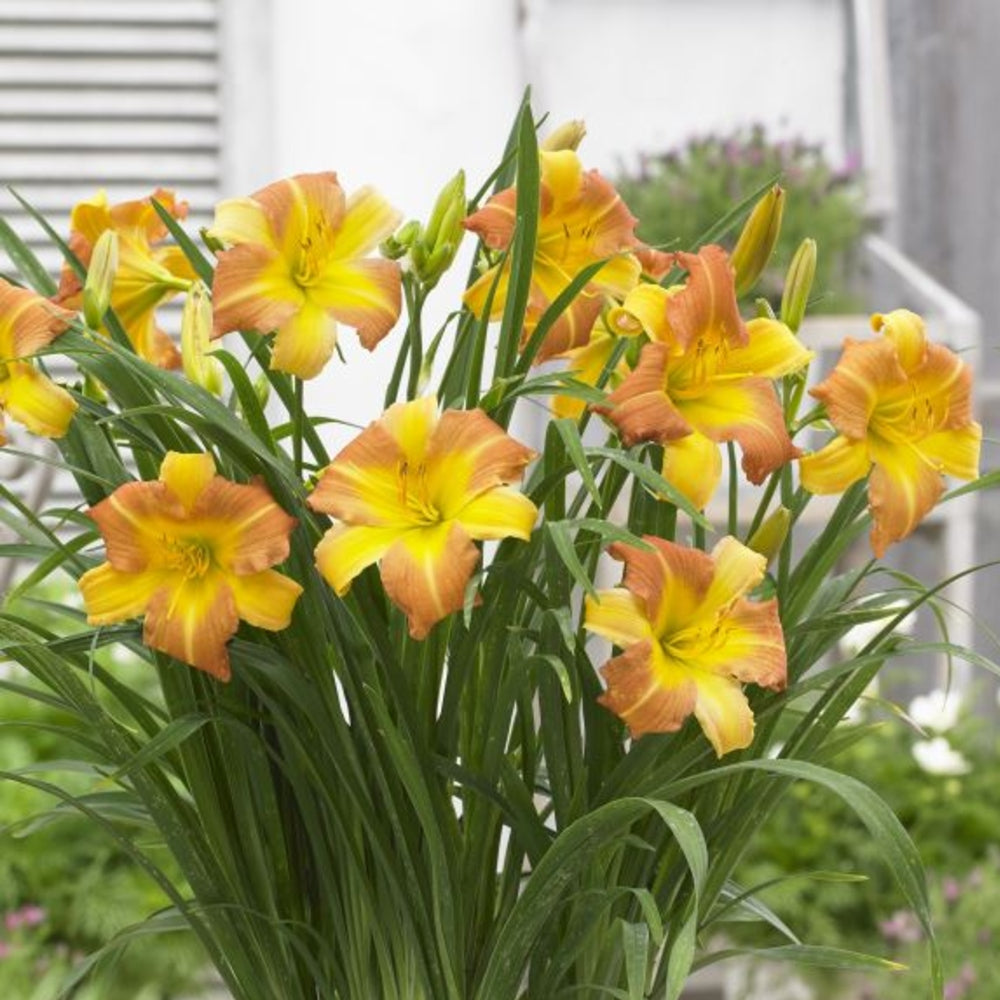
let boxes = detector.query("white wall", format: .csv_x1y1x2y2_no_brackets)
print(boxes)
250,0,848,446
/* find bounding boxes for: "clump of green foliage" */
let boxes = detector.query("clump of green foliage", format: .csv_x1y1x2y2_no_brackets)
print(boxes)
617,124,866,312
0,579,209,999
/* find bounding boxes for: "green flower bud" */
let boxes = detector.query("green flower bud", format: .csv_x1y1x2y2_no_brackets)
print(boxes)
747,506,792,566
541,119,587,152
780,238,817,333
380,219,422,260
253,373,271,410
180,281,224,396
731,185,784,298
82,229,119,329
414,171,466,288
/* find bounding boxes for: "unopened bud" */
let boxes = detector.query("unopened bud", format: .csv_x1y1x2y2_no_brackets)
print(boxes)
380,219,421,260
780,238,817,333
253,373,271,409
180,282,223,395
414,171,466,288
541,119,587,152
731,185,784,298
747,506,792,566
82,229,119,329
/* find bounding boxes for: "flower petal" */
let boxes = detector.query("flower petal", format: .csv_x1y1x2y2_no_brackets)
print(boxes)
308,422,408,526
540,150,585,206
872,309,926,373
159,451,217,512
799,435,871,495
666,245,747,349
810,338,905,440
692,671,756,756
552,324,624,419
79,563,168,625
269,299,339,379
253,172,345,258
88,481,185,572
617,282,674,343
380,395,439,464
228,569,303,631
706,597,786,689
190,477,298,574
0,280,73,359
143,573,239,681
678,376,796,484
314,523,402,595
918,423,981,481
661,430,723,511
526,283,604,362
312,258,402,350
0,362,77,438
597,640,697,738
867,439,944,556
333,186,402,259
209,196,274,247
584,588,655,647
599,342,692,446
380,522,481,639
453,485,537,541
463,188,517,251
211,244,299,338
725,317,813,378
701,535,768,614
609,536,715,639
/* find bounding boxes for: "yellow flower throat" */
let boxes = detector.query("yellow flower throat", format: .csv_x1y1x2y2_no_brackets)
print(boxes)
163,538,213,579
397,460,440,524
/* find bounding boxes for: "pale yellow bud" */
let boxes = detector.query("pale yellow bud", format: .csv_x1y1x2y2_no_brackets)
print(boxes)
747,506,792,566
731,185,784,298
181,282,223,396
541,119,587,152
780,238,817,333
82,229,119,329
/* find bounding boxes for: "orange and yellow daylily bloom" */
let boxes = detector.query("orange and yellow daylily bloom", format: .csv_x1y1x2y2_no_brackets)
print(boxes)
0,279,77,444
309,396,537,639
210,172,403,380
597,245,811,509
584,535,786,756
462,150,655,362
79,452,302,681
800,309,981,556
56,188,196,369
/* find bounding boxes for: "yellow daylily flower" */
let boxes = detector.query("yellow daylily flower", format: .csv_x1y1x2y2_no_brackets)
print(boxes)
585,534,787,756
597,245,812,509
800,309,981,556
462,150,660,362
308,396,538,639
56,188,196,369
79,452,303,681
210,172,403,380
0,278,77,444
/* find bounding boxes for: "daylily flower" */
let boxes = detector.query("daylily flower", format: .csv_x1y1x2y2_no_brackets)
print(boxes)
463,150,654,362
597,245,810,508
0,278,77,444
799,309,981,556
55,188,196,368
210,172,403,380
309,396,537,638
79,452,302,681
584,534,786,755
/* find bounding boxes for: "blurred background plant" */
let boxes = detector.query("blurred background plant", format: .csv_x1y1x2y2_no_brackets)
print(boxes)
617,124,866,312
0,576,208,1000
730,681,1000,999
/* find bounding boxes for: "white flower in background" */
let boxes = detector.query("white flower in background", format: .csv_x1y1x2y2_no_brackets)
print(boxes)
908,688,961,733
912,736,971,776
839,597,918,659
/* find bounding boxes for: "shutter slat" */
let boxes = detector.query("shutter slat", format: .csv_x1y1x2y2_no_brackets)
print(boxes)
0,25,217,55
0,1,216,24
0,88,218,117
0,56,217,86
0,184,219,214
4,151,219,181
0,118,219,148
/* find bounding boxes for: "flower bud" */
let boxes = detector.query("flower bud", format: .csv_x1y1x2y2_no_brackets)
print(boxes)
731,185,784,298
780,238,817,333
380,219,421,260
82,229,119,329
413,171,466,288
746,506,792,566
253,373,271,410
541,119,587,152
180,281,223,396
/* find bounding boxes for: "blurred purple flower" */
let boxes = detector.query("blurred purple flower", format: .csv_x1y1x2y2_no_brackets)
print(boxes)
942,876,962,904
879,909,923,944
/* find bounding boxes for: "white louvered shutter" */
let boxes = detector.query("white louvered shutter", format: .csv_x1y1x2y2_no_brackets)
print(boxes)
0,0,223,518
